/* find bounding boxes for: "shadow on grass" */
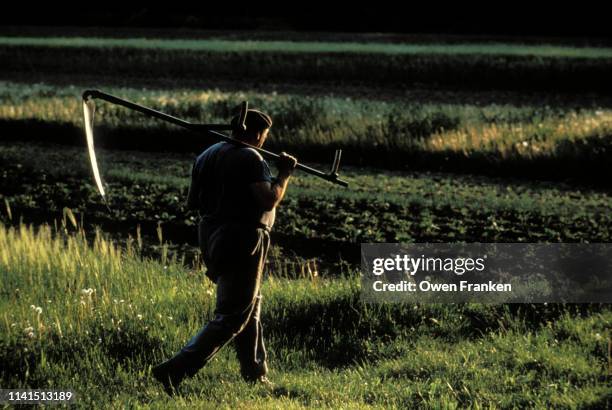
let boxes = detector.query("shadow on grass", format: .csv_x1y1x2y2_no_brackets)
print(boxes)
0,321,165,385
264,291,609,369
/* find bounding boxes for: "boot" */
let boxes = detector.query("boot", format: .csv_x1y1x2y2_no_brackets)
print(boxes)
255,375,275,391
152,353,191,396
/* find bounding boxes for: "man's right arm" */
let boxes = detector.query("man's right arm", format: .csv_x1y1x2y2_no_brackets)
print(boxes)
250,152,297,211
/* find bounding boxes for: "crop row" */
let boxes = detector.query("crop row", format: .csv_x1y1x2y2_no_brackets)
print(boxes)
1,143,610,266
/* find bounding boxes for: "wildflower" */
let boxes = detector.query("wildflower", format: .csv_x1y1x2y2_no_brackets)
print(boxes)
30,305,42,314
137,314,143,320
81,288,95,297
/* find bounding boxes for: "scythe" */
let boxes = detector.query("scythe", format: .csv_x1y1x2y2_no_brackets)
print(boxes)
82,90,348,205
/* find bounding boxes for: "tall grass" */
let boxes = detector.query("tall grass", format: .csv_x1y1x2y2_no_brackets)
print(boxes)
1,82,611,180
0,222,609,408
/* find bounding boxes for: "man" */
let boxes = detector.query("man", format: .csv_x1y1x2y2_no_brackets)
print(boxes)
152,108,297,396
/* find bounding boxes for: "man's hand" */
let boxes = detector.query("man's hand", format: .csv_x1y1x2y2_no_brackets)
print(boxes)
250,152,297,212
276,152,297,177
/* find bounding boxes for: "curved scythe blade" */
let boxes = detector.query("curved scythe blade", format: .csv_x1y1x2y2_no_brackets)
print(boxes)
83,98,111,210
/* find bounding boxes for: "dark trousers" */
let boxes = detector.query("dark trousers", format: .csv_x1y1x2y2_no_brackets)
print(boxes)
177,220,270,381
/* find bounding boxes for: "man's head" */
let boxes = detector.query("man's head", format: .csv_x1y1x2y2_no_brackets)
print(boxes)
232,109,273,148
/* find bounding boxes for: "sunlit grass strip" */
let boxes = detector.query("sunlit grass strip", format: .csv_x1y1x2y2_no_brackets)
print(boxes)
426,111,612,156
1,83,610,160
1,37,612,58
0,222,205,339
0,221,356,342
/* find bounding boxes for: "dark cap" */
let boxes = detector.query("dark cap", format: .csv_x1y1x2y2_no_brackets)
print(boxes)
232,109,273,133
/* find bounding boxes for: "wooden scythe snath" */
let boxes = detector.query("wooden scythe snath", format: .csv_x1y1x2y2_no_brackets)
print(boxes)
82,90,348,205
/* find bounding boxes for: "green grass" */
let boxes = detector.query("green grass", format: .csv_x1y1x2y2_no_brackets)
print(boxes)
1,82,611,180
0,222,609,408
2,39,612,93
2,36,612,58
2,31,611,408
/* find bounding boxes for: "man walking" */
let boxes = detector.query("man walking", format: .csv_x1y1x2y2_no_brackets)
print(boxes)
152,109,297,395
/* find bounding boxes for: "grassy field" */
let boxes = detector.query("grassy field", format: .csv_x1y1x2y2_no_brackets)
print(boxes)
3,27,611,46
1,82,611,182
1,38,612,92
3,36,612,58
1,30,611,408
1,222,609,408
